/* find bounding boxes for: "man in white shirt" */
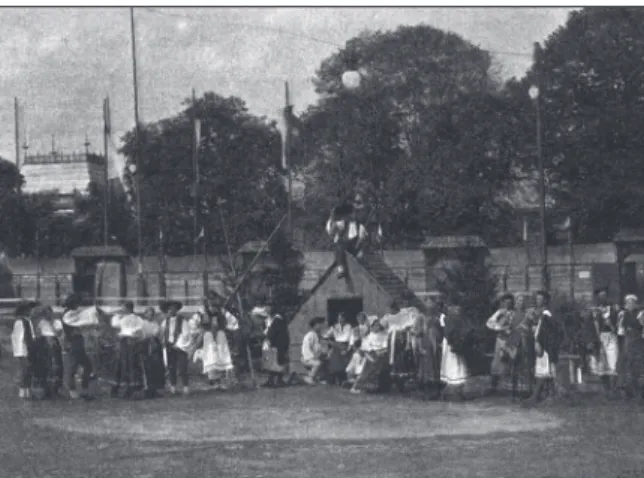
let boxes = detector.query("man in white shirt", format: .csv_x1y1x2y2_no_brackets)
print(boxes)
301,317,328,385
160,299,201,395
110,301,146,399
326,201,368,279
11,301,38,399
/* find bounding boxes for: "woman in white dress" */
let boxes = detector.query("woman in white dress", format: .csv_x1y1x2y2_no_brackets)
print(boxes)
440,306,471,399
197,307,239,390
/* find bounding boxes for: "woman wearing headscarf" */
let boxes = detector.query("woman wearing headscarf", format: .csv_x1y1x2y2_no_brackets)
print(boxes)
262,309,290,387
586,287,620,398
32,305,63,399
324,312,354,385
350,317,390,394
411,304,443,400
440,305,476,400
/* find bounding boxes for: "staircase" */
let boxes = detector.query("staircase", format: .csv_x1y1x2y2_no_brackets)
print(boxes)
354,253,427,312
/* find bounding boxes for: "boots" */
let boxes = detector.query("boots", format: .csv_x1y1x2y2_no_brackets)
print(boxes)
521,378,546,408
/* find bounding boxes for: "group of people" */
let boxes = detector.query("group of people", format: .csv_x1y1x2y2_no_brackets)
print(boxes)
298,296,486,400
10,291,243,400
582,287,644,401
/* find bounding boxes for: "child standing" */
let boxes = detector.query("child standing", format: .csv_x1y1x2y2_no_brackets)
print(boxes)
11,301,38,399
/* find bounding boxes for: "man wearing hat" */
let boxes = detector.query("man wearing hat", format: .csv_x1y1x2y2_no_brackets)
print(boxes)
617,294,644,400
587,286,620,398
160,299,200,395
486,292,517,394
54,294,97,400
11,301,39,399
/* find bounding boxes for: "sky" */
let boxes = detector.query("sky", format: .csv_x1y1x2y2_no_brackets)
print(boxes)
0,7,573,162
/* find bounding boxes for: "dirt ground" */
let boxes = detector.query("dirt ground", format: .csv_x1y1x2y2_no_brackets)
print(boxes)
2,356,644,478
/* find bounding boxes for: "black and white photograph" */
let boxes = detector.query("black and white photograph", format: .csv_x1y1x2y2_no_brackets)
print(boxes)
1,4,644,477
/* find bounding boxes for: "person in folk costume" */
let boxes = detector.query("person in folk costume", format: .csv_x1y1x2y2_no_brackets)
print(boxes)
440,305,478,401
345,312,370,383
140,307,165,398
522,291,563,406
11,301,39,399
262,309,290,387
31,305,64,399
326,196,368,279
160,299,202,396
616,294,644,400
350,317,390,394
110,301,146,399
53,294,99,401
301,317,329,385
194,295,240,390
323,312,354,385
486,292,518,394
410,303,443,400
586,286,620,398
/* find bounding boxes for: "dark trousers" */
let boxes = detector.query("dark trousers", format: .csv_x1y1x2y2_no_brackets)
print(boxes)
63,347,93,392
622,337,644,395
166,347,189,387
334,237,360,270
17,357,33,388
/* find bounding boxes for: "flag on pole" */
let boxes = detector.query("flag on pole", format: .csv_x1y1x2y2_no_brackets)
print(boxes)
277,81,293,172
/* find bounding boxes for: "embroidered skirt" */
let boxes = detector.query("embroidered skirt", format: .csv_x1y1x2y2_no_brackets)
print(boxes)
354,350,389,392
440,337,470,385
203,330,234,375
589,332,618,376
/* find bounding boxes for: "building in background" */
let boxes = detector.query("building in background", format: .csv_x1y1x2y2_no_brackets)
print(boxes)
20,151,105,213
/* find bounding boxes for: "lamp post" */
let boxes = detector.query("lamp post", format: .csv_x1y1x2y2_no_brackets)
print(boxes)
528,80,548,292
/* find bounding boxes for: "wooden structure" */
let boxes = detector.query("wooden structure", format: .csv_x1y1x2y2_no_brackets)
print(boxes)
289,252,427,372
71,246,129,304
614,228,644,299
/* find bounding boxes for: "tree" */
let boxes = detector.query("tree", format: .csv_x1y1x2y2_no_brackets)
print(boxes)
0,157,26,256
521,7,644,242
119,92,286,257
296,25,522,248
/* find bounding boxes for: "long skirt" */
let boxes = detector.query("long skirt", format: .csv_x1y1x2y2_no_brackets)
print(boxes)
390,331,416,378
33,337,63,392
440,338,470,386
262,343,286,373
589,332,618,376
354,351,389,392
490,337,511,376
203,331,234,377
142,338,166,392
328,341,351,376
115,337,144,390
535,350,555,379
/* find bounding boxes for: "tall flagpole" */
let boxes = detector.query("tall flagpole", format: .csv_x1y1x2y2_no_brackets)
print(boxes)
192,88,199,259
130,7,146,303
130,8,143,276
284,81,293,240
14,98,21,170
103,97,110,247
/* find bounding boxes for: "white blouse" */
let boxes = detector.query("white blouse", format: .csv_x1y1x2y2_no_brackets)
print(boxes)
12,319,35,358
360,331,389,352
111,313,145,338
326,323,353,343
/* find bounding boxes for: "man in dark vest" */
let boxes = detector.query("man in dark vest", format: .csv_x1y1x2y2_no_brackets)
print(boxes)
617,294,644,400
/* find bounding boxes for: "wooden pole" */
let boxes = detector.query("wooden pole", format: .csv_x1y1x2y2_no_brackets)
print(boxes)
14,97,21,170
192,88,199,260
103,97,110,248
534,42,548,292
284,82,293,241
131,7,146,301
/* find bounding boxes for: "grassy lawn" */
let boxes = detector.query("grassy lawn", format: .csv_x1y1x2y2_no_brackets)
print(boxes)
2,349,644,478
